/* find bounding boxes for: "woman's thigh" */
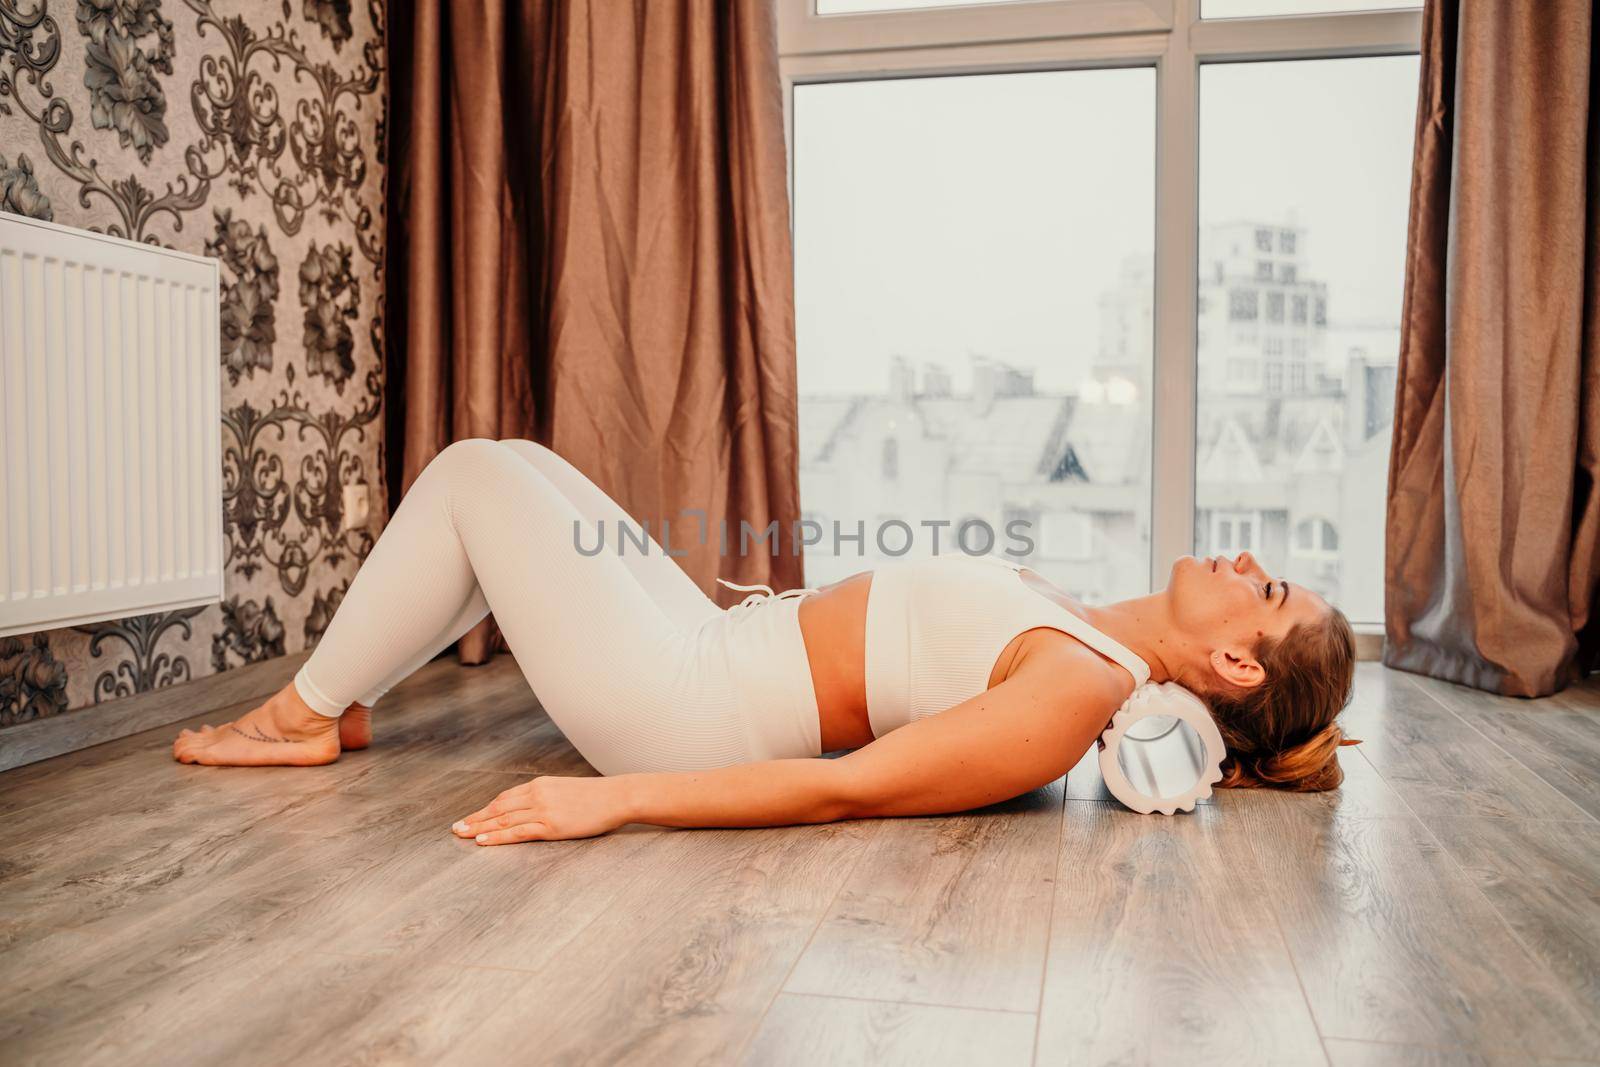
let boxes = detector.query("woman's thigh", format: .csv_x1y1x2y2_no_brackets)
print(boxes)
533,626,748,775
440,440,742,774
495,438,720,631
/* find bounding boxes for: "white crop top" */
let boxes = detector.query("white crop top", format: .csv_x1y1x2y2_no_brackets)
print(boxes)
862,553,1152,739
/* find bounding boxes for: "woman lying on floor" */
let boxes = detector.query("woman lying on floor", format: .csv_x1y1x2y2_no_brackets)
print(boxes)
174,438,1357,844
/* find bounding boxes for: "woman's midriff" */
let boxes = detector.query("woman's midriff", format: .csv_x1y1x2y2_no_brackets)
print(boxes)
796,566,1063,753
796,571,875,752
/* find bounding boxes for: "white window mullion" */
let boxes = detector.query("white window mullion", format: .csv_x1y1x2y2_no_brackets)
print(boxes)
1149,0,1200,589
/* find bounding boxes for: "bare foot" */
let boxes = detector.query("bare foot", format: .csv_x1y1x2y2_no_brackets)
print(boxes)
339,703,372,750
173,683,340,766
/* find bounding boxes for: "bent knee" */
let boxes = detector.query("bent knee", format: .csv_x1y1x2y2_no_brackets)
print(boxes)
495,437,556,465
437,437,506,467
431,438,515,498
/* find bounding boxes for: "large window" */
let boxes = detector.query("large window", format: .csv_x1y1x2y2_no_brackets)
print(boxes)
1195,57,1417,624
781,0,1421,628
792,70,1155,603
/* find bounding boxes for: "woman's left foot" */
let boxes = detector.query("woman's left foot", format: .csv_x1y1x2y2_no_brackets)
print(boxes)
173,683,341,766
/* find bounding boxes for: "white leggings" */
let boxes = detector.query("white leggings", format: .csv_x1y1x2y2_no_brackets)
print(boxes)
293,439,822,775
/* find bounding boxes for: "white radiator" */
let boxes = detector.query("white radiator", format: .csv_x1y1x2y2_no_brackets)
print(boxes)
0,214,223,638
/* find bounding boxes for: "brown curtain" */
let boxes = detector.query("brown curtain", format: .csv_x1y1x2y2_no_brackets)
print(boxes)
384,1,804,664
1385,0,1600,696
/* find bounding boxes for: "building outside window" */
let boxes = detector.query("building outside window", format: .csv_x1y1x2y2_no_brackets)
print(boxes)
1040,511,1094,561
786,5,1418,625
1230,289,1259,321
791,67,1155,602
1294,516,1340,557
1210,510,1260,553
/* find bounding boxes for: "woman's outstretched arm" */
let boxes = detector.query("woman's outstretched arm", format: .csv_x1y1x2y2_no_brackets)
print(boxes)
453,639,1122,844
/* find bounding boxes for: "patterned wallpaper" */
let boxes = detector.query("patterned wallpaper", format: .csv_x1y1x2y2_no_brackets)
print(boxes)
0,0,388,729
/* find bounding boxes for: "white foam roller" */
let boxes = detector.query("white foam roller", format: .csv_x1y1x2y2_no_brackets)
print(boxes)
1097,682,1227,815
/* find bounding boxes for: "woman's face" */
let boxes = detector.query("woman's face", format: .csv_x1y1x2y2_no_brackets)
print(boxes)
1164,551,1328,689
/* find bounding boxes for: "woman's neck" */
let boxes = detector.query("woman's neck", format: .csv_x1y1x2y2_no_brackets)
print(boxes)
1079,593,1185,687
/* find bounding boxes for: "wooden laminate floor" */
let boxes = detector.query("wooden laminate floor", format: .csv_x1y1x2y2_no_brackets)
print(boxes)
1,656,1598,1066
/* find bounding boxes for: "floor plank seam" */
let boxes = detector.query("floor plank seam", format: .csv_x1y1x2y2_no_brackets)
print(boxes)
1029,775,1070,1067
2,795,60,823
1266,884,1332,1067
777,988,1040,1017
314,949,555,976
1241,795,1337,1067
1324,1032,1600,1064
730,818,884,1064
1398,670,1598,823
397,759,587,776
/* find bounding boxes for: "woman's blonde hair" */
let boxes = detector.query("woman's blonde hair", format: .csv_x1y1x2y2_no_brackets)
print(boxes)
1200,606,1359,792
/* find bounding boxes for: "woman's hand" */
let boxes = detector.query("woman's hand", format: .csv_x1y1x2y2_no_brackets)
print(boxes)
452,775,631,845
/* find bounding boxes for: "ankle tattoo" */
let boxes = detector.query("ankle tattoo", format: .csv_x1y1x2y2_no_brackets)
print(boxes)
229,723,292,744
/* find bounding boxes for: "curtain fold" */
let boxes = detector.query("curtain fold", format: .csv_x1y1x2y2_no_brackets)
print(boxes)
384,1,804,664
1384,0,1600,696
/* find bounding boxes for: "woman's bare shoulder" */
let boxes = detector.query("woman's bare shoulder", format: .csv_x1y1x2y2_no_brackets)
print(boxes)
1008,627,1136,707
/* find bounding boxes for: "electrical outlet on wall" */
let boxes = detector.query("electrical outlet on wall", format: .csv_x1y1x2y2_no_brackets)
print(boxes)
342,483,371,531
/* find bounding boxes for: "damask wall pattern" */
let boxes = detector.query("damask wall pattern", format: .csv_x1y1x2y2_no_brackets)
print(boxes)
0,0,388,729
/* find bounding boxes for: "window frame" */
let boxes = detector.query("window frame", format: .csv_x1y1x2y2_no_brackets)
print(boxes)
1293,515,1340,558
779,0,1420,635
1208,508,1261,553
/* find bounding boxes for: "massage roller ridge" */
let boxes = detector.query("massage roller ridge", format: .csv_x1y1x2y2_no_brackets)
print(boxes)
1096,682,1227,815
